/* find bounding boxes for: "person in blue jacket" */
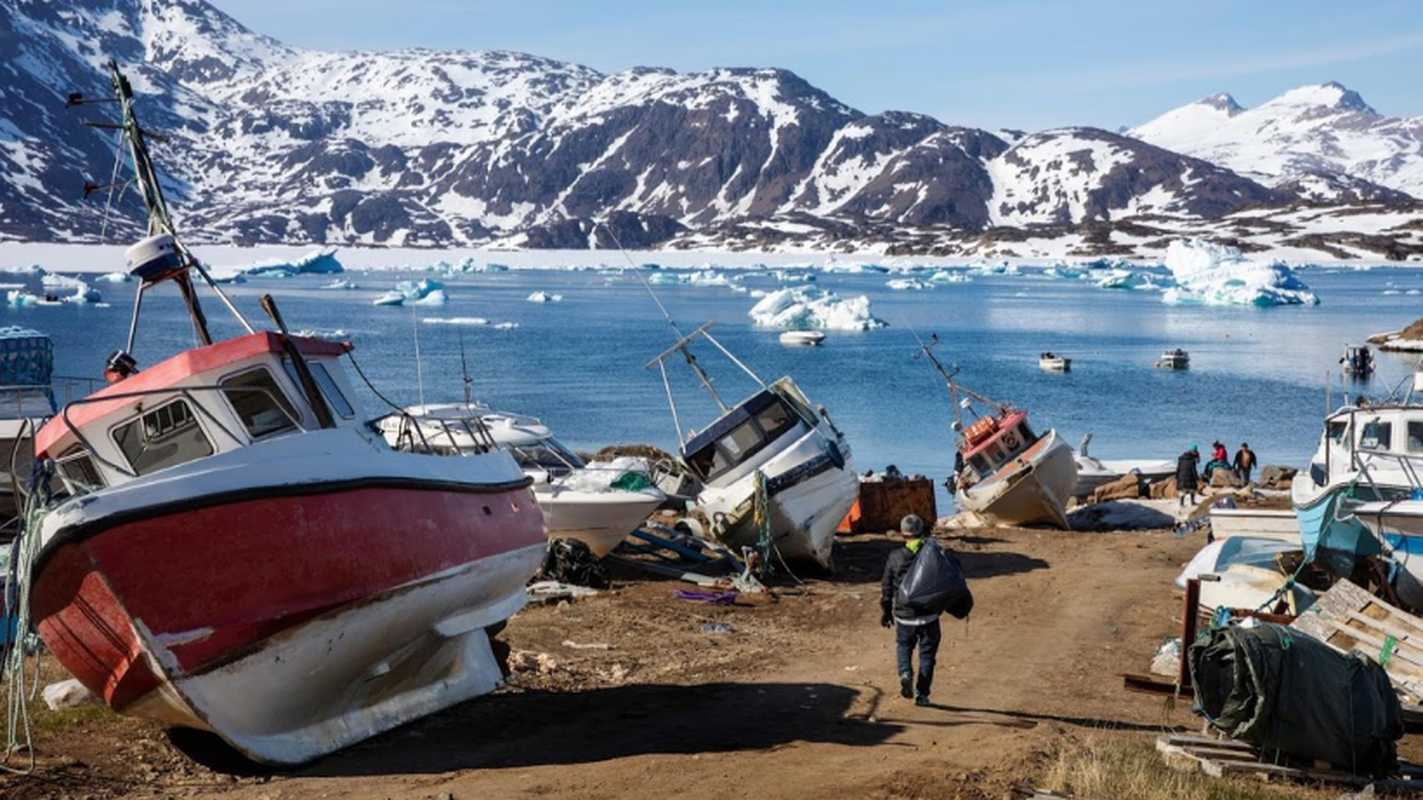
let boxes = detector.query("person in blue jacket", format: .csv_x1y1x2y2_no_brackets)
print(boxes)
880,514,941,707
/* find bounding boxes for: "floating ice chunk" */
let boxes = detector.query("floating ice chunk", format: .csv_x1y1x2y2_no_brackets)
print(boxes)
6,290,42,307
1384,289,1403,296
1042,264,1090,280
410,289,447,306
322,279,359,290
886,278,933,291
41,274,84,289
526,291,564,303
748,287,888,331
494,322,519,330
927,269,972,284
95,271,132,283
293,329,349,341
0,264,45,276
1095,269,1172,291
423,317,490,326
239,247,344,278
1161,239,1318,307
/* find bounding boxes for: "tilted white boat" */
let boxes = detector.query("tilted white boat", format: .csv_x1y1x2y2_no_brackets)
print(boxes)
918,338,1076,528
648,323,856,571
379,402,666,557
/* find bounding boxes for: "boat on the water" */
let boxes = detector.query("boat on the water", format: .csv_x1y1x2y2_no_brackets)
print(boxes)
1341,344,1375,378
1159,348,1190,369
378,401,666,557
648,322,857,571
372,290,405,306
1038,351,1070,372
919,336,1077,528
18,61,546,765
779,330,826,347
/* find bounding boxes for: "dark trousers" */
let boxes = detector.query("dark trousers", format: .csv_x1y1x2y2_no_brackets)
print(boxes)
895,618,942,696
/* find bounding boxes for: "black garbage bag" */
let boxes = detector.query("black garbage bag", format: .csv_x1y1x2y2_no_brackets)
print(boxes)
1189,622,1402,777
895,539,972,618
535,538,611,589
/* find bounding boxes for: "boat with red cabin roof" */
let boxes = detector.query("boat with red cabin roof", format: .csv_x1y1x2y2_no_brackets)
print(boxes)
17,61,546,765
918,336,1077,529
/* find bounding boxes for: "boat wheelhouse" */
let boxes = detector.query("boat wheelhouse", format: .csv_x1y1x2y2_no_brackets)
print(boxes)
1160,349,1190,369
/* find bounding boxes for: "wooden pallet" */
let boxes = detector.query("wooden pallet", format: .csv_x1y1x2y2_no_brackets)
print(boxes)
1290,578,1423,702
1157,734,1423,790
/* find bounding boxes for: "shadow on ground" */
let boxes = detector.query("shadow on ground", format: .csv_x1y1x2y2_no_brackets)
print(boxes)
171,682,901,777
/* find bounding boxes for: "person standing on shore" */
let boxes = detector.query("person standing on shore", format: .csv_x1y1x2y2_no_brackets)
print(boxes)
1176,445,1200,506
880,514,941,707
1233,443,1257,485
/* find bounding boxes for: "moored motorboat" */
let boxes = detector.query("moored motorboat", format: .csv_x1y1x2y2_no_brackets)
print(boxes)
1159,348,1190,369
1341,343,1375,378
372,290,405,306
779,330,826,346
918,337,1077,528
648,322,857,571
1038,351,1070,371
18,61,546,765
379,402,666,557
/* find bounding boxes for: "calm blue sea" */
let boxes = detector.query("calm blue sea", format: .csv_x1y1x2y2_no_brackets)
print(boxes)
12,263,1423,510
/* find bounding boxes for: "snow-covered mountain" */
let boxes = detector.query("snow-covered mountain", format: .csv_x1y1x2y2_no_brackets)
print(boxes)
0,0,1419,261
1130,83,1423,203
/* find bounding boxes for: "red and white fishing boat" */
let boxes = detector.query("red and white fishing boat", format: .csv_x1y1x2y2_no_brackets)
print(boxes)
20,61,546,765
919,336,1077,529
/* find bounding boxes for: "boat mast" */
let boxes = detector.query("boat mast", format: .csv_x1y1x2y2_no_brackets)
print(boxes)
71,59,253,354
915,333,1007,430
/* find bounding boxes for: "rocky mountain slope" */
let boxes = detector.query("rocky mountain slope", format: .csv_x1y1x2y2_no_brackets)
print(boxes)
0,0,1419,260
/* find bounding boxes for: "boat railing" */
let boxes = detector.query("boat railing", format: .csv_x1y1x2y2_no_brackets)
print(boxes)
0,376,105,417
54,383,312,484
1353,449,1423,501
385,412,500,457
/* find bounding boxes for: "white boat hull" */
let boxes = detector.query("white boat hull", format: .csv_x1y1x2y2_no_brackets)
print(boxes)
697,429,856,570
958,429,1076,528
124,546,540,765
536,486,665,557
1208,507,1300,542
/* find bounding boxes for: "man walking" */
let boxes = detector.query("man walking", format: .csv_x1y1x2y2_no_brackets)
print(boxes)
1233,443,1257,485
880,514,941,707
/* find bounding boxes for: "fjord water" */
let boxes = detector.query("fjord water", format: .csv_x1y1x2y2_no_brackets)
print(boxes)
20,264,1423,510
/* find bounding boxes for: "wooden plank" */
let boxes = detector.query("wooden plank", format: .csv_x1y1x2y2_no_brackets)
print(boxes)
1156,734,1423,790
1315,617,1423,671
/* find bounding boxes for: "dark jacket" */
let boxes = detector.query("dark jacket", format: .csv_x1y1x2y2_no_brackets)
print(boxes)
1233,448,1256,472
1176,450,1200,491
881,544,918,619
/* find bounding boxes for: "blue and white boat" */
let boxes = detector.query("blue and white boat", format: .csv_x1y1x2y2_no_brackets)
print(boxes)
1291,394,1423,606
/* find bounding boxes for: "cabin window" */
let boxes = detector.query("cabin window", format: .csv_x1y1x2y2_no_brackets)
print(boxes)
55,445,104,491
508,442,585,476
721,420,763,460
283,360,355,419
221,368,298,439
968,454,992,474
112,399,214,476
1409,422,1423,453
1360,421,1391,450
687,442,732,480
753,401,796,442
1327,421,1347,443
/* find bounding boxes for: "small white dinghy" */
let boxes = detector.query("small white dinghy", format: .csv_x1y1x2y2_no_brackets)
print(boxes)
779,330,826,346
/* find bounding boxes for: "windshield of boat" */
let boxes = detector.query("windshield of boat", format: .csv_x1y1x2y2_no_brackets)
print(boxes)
1360,420,1392,450
684,395,799,482
507,440,585,476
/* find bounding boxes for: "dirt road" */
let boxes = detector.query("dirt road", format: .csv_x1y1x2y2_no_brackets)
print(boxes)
0,525,1317,799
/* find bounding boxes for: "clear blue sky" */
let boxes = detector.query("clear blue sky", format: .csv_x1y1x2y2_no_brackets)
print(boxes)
209,0,1423,132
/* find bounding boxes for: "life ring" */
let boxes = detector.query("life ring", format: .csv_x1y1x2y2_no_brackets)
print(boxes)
1003,433,1020,450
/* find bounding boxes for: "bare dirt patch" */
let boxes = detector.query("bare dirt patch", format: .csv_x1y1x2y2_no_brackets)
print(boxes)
3,525,1417,799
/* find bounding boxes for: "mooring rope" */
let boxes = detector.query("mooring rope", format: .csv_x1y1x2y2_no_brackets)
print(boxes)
1,458,55,775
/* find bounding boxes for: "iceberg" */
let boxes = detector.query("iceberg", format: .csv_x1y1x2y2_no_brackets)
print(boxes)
410,289,447,307
927,269,972,284
1161,239,1318,307
321,279,359,290
423,317,490,326
526,291,564,303
748,287,888,332
886,278,934,291
95,271,132,284
1095,268,1173,291
239,247,344,278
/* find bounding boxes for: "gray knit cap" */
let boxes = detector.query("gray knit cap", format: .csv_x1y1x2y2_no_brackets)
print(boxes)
900,514,925,536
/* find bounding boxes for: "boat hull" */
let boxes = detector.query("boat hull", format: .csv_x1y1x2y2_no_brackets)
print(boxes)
957,430,1076,528
698,434,857,570
537,486,665,557
1208,507,1300,543
31,449,544,764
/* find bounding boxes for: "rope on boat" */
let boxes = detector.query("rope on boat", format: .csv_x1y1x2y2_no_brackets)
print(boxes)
752,471,806,586
1,459,55,775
